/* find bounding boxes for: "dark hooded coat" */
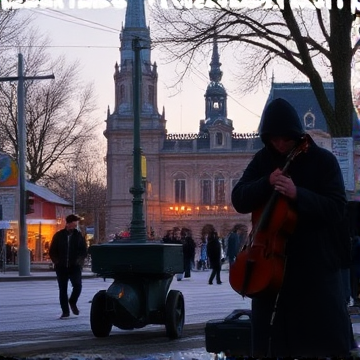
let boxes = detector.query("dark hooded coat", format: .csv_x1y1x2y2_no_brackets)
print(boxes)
231,98,352,358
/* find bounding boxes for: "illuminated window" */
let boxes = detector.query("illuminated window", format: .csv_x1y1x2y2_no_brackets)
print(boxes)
200,179,212,205
175,179,186,203
215,174,225,205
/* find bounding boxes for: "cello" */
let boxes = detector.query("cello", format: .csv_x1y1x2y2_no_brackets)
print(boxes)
229,135,310,298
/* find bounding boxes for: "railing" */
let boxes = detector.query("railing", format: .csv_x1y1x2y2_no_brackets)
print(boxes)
166,133,208,140
165,132,260,140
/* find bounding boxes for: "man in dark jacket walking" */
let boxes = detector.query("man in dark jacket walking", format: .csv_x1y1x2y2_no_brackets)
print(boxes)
49,214,87,319
207,228,222,285
231,98,353,358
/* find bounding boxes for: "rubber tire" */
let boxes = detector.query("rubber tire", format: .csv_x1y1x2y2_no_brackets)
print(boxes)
165,289,185,339
90,290,113,337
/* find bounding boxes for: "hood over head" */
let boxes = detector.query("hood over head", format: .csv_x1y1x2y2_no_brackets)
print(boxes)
259,98,305,144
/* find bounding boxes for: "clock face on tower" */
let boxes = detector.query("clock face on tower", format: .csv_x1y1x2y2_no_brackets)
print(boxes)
0,153,18,187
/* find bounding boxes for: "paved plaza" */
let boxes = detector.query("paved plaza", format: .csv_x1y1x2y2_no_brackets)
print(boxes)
1,267,360,359
0,268,250,359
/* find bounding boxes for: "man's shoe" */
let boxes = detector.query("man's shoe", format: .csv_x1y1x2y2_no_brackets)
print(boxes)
217,281,223,284
208,282,213,285
69,303,79,315
59,313,70,319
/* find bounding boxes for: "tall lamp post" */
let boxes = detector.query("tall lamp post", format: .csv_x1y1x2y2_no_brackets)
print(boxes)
129,38,147,242
87,36,184,337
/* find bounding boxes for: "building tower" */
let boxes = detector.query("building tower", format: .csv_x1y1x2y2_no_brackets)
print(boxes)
205,36,228,122
104,0,166,239
200,36,233,151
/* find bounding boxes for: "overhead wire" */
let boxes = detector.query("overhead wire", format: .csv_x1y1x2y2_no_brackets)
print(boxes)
0,8,120,49
36,8,120,32
1,7,260,119
29,8,119,33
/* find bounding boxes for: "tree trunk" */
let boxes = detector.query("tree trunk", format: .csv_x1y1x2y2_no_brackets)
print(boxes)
328,1,354,137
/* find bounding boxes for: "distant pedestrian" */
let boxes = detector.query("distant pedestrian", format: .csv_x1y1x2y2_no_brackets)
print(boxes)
6,242,12,264
181,228,196,278
207,227,222,285
164,227,184,281
162,230,174,243
198,235,208,270
49,214,87,319
226,224,246,266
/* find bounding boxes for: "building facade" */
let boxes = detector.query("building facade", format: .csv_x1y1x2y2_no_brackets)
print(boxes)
0,160,72,266
104,0,357,241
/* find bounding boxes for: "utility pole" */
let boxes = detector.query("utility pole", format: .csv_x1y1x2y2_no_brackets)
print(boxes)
0,53,54,276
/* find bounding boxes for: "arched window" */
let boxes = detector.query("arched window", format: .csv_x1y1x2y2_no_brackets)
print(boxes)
174,173,186,203
200,175,212,205
215,173,225,205
120,84,125,101
148,85,154,104
216,132,223,146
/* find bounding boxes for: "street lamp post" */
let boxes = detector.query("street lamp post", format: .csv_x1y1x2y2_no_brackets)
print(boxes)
87,36,184,338
129,38,146,242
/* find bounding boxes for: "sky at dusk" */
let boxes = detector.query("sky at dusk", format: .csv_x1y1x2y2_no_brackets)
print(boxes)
15,4,271,143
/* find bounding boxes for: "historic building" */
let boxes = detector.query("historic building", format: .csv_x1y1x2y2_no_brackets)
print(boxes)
104,0,357,241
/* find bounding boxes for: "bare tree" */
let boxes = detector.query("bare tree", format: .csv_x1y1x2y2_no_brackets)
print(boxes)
46,147,107,242
0,12,99,182
151,0,354,137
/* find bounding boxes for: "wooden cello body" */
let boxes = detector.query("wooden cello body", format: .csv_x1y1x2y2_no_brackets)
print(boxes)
229,136,310,298
229,195,296,298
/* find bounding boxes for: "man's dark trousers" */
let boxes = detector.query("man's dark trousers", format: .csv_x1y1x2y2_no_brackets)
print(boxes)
55,266,82,314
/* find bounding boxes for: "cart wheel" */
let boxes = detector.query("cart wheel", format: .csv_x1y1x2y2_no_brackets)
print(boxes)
90,290,113,337
165,289,185,339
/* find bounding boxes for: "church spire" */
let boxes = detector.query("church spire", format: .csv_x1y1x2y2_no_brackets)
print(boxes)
203,36,228,124
209,36,222,83
112,0,160,117
120,0,151,66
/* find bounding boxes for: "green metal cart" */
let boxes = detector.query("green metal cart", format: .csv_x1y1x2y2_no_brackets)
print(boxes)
88,242,185,339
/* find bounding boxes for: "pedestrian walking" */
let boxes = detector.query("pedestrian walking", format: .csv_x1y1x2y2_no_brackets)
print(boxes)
207,227,222,285
198,235,208,270
165,227,185,281
226,224,246,266
231,98,353,358
49,214,87,319
180,228,196,278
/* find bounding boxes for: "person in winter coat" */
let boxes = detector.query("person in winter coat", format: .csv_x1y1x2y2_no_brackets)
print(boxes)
231,98,353,358
226,224,247,266
198,235,208,270
182,228,196,278
206,228,222,285
49,214,87,319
